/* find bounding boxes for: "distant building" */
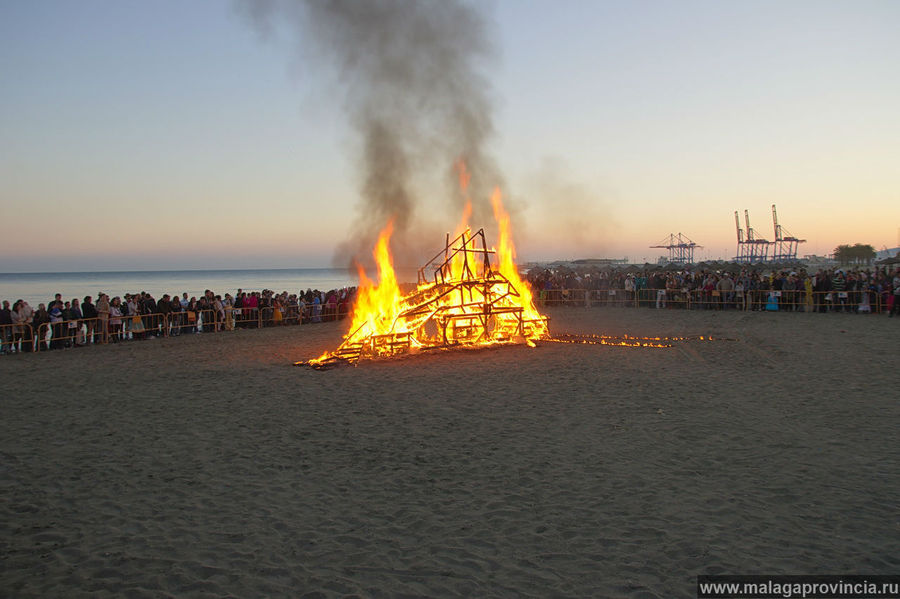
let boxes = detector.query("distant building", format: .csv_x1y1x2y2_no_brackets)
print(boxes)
572,258,629,266
802,254,837,269
875,247,900,261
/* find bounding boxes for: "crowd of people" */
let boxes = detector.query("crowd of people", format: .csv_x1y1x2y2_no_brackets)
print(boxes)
2,265,898,355
526,265,900,315
0,287,358,354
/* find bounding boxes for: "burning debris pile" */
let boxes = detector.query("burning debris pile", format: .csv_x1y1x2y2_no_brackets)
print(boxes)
298,191,549,369
293,184,733,370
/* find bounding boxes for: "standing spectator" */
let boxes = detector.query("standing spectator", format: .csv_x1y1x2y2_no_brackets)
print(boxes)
624,275,635,305
717,274,734,309
285,294,299,323
768,272,782,310
747,273,760,311
97,293,110,343
312,293,322,322
0,300,12,354
757,275,771,311
734,277,745,311
126,294,143,340
271,294,283,325
259,291,273,326
244,292,258,327
48,293,63,312
214,295,225,331
170,293,184,336
634,272,648,307
60,300,75,347
181,293,194,333
48,301,64,349
70,298,84,346
157,294,172,335
223,294,235,331
832,271,847,312
846,272,861,313
781,274,797,312
10,301,23,353
858,278,873,314
16,301,34,352
195,297,207,332
33,303,51,351
81,296,97,343
298,295,308,324
702,275,716,310
891,270,900,318
109,297,123,342
814,270,831,313
187,297,199,333
234,292,245,327
325,292,338,321
650,273,665,309
876,270,891,312
143,293,158,336
803,276,814,313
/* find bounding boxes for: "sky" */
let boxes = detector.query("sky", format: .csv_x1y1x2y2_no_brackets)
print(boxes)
1,0,899,272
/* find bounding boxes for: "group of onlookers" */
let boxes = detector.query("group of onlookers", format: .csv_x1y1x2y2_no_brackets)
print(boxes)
0,286,358,354
4,265,897,355
527,266,900,315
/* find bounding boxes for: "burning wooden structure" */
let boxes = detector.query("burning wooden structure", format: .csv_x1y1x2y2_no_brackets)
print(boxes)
299,227,549,369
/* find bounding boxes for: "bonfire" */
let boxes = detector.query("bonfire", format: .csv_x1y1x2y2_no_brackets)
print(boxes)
299,189,549,369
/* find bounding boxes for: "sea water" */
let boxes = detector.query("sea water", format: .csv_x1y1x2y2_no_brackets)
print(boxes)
0,268,414,308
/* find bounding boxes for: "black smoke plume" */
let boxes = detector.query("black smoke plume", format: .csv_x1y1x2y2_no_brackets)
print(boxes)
238,0,503,268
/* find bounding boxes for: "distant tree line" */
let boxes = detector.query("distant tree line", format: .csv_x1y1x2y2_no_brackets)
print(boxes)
833,243,876,265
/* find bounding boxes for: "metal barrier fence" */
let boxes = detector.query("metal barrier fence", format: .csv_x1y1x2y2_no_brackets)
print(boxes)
0,322,36,354
5,290,891,357
2,303,355,355
536,288,890,313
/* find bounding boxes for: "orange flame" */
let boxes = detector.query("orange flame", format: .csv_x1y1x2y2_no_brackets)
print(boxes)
346,220,402,340
305,179,549,367
490,187,545,334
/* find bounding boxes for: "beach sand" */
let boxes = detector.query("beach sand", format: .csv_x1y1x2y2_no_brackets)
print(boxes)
2,307,898,597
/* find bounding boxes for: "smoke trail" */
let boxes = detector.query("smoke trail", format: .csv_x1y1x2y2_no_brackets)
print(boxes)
238,0,502,267
522,157,617,260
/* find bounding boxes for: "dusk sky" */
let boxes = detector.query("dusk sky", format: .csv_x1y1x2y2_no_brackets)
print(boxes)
2,0,898,272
